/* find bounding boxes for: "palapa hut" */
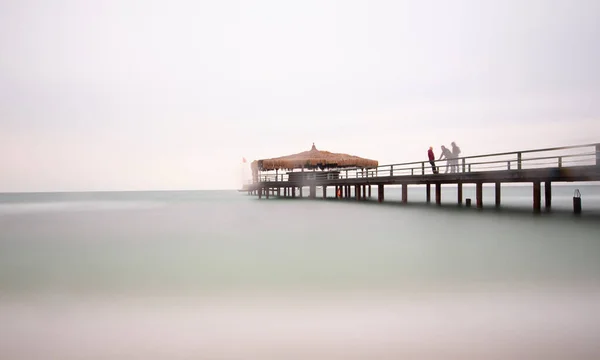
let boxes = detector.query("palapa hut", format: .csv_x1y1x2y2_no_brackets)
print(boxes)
251,143,378,183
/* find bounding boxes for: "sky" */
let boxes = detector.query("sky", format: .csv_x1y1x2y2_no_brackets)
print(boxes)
1,0,599,191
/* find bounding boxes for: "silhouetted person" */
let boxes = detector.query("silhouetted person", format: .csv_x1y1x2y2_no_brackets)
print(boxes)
438,145,453,173
451,141,461,173
427,146,438,174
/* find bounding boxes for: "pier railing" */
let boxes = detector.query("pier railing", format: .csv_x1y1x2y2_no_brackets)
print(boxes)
257,143,600,182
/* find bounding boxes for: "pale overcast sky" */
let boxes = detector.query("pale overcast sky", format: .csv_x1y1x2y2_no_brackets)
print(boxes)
1,0,599,191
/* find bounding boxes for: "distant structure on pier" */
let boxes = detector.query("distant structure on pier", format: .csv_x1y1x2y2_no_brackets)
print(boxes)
250,143,378,184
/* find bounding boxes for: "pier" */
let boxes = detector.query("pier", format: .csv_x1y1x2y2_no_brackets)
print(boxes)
247,143,600,213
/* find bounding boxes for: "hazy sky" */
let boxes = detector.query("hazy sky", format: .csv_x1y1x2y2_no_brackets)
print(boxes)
1,0,599,191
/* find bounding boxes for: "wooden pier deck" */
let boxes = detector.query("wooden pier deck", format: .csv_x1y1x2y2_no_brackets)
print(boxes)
246,143,600,212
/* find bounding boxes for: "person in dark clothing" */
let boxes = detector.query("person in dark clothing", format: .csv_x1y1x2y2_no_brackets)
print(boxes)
427,147,438,174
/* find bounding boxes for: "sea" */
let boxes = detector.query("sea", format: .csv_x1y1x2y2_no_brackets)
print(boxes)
1,185,600,359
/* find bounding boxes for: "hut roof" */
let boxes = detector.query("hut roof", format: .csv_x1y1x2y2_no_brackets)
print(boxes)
251,143,378,171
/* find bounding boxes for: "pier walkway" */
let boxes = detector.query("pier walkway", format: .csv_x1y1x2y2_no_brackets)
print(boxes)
247,143,600,212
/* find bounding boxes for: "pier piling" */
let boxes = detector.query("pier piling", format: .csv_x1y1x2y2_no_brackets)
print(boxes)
476,182,483,208
545,181,552,209
495,182,501,207
533,181,541,213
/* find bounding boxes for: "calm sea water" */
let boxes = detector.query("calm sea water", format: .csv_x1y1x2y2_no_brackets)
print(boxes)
1,186,600,359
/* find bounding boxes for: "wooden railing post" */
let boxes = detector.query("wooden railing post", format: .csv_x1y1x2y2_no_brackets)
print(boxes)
421,162,425,175
517,152,522,170
390,165,394,177
596,144,600,166
462,158,466,173
507,161,511,170
558,157,562,168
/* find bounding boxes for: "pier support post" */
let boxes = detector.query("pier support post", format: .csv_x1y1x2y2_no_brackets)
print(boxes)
266,188,270,199
533,181,541,213
378,184,384,202
277,188,280,197
476,182,483,208
322,186,327,199
402,184,408,203
495,182,501,207
457,182,463,205
362,185,367,200
435,183,441,205
309,185,316,199
258,187,263,199
299,187,303,198
355,185,361,200
368,185,372,198
426,183,431,203
545,181,552,209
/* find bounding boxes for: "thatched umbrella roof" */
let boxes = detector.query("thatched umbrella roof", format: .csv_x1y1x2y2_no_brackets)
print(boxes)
251,143,378,171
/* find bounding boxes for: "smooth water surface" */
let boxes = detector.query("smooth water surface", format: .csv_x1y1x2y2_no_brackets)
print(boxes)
1,188,599,359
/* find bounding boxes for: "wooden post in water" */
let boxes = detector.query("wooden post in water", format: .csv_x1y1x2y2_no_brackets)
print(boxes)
258,187,263,199
435,183,441,205
266,188,270,199
368,185,372,198
322,186,327,199
495,182,501,207
378,184,384,202
402,184,408,203
309,185,316,199
534,182,542,212
355,185,361,200
299,186,303,198
476,182,483,208
545,181,552,209
457,182,463,205
426,183,431,203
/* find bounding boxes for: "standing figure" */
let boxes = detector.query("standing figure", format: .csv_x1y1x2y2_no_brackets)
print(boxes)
438,145,453,173
427,147,438,174
451,142,461,173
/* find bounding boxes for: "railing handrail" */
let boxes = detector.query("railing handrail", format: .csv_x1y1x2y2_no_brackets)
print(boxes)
359,142,600,171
